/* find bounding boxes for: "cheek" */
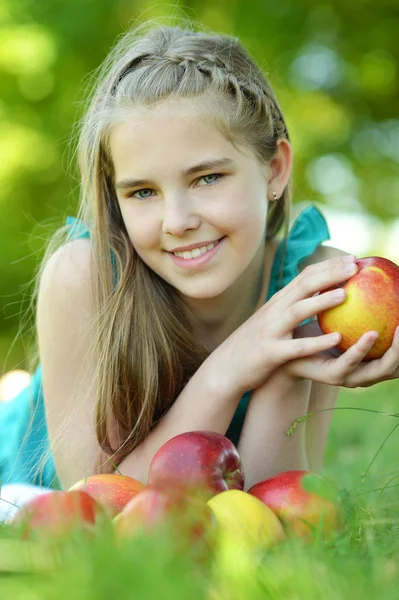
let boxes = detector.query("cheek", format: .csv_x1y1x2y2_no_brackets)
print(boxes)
120,207,159,249
222,194,267,238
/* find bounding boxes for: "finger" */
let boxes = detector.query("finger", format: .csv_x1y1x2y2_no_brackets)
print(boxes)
278,331,342,363
284,355,326,381
283,287,347,333
344,326,399,387
293,321,345,361
274,254,358,312
330,331,379,379
284,331,378,383
375,326,399,374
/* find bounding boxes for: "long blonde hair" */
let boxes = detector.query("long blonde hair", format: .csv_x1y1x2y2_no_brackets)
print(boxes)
20,17,292,485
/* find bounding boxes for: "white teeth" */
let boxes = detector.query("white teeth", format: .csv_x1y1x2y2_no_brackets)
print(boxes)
173,240,219,259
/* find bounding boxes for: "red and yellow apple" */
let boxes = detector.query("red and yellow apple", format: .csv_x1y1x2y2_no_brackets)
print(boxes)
317,256,399,360
10,490,105,540
113,486,216,559
248,470,343,539
147,431,245,500
68,473,146,517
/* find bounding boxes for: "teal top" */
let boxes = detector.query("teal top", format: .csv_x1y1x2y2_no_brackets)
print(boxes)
0,204,330,490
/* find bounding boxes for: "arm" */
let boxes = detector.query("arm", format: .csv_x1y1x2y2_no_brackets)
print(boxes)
38,241,243,489
236,243,347,488
295,244,346,472
114,356,244,484
305,381,340,472
38,240,112,490
114,250,357,485
237,371,311,491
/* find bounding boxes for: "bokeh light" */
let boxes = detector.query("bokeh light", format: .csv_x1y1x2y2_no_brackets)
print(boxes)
0,370,31,402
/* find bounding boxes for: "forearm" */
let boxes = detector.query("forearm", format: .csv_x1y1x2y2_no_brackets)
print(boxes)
238,372,311,491
306,382,340,472
113,356,243,484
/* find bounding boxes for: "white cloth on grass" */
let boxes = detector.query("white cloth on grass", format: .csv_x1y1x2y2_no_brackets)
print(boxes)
0,483,52,523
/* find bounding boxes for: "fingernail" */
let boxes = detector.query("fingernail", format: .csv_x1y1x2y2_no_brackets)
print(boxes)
332,289,345,300
329,333,341,342
343,263,357,275
343,255,357,263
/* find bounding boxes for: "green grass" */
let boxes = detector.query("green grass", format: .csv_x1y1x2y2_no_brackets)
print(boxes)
1,379,399,599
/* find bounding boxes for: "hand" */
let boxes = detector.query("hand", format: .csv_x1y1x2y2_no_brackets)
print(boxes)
214,255,361,395
284,320,399,388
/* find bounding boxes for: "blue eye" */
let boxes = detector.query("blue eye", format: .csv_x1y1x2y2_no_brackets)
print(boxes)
133,188,153,199
127,173,223,200
200,173,220,185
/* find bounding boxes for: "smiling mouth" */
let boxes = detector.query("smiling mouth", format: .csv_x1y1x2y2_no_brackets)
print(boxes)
167,237,225,256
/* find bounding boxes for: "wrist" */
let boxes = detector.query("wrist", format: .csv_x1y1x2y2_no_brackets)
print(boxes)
201,350,245,399
261,365,298,389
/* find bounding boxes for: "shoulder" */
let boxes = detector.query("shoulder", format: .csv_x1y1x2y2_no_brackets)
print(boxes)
297,244,350,274
39,238,93,298
37,238,95,330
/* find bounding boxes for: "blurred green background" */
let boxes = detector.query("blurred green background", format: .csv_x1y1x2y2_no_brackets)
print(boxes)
1,0,398,382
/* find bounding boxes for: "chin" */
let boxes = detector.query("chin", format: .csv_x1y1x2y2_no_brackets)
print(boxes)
177,279,231,301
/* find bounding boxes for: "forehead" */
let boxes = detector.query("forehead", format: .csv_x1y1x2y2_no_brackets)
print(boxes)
109,97,226,149
125,96,207,120
108,97,257,178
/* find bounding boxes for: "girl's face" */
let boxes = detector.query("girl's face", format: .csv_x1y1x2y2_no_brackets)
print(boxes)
110,98,271,302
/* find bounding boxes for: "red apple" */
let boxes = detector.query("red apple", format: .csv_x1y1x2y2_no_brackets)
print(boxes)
113,487,216,559
68,474,146,517
113,488,170,538
317,256,399,360
10,490,105,540
147,431,245,500
248,470,343,539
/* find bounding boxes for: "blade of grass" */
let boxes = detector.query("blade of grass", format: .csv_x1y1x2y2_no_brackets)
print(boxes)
105,457,123,475
286,406,399,436
357,422,399,492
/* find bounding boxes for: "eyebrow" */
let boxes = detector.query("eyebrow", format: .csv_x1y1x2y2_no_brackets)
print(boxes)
115,157,235,190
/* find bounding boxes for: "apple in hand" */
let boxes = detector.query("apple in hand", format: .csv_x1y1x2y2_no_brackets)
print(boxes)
10,490,105,540
317,256,399,360
68,474,146,517
147,431,245,500
248,470,343,539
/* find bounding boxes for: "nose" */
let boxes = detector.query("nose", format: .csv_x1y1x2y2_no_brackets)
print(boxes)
161,194,200,236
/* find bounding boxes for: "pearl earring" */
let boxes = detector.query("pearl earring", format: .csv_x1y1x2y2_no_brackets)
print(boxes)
272,192,278,200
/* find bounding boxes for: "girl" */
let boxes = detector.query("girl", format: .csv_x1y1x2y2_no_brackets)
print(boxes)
1,19,398,519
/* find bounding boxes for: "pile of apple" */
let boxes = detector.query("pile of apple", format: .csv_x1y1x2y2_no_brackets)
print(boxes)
8,431,344,558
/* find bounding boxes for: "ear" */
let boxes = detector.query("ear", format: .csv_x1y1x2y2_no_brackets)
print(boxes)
267,138,293,199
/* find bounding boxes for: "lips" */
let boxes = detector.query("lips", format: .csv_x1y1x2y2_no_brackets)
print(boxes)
168,237,224,254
